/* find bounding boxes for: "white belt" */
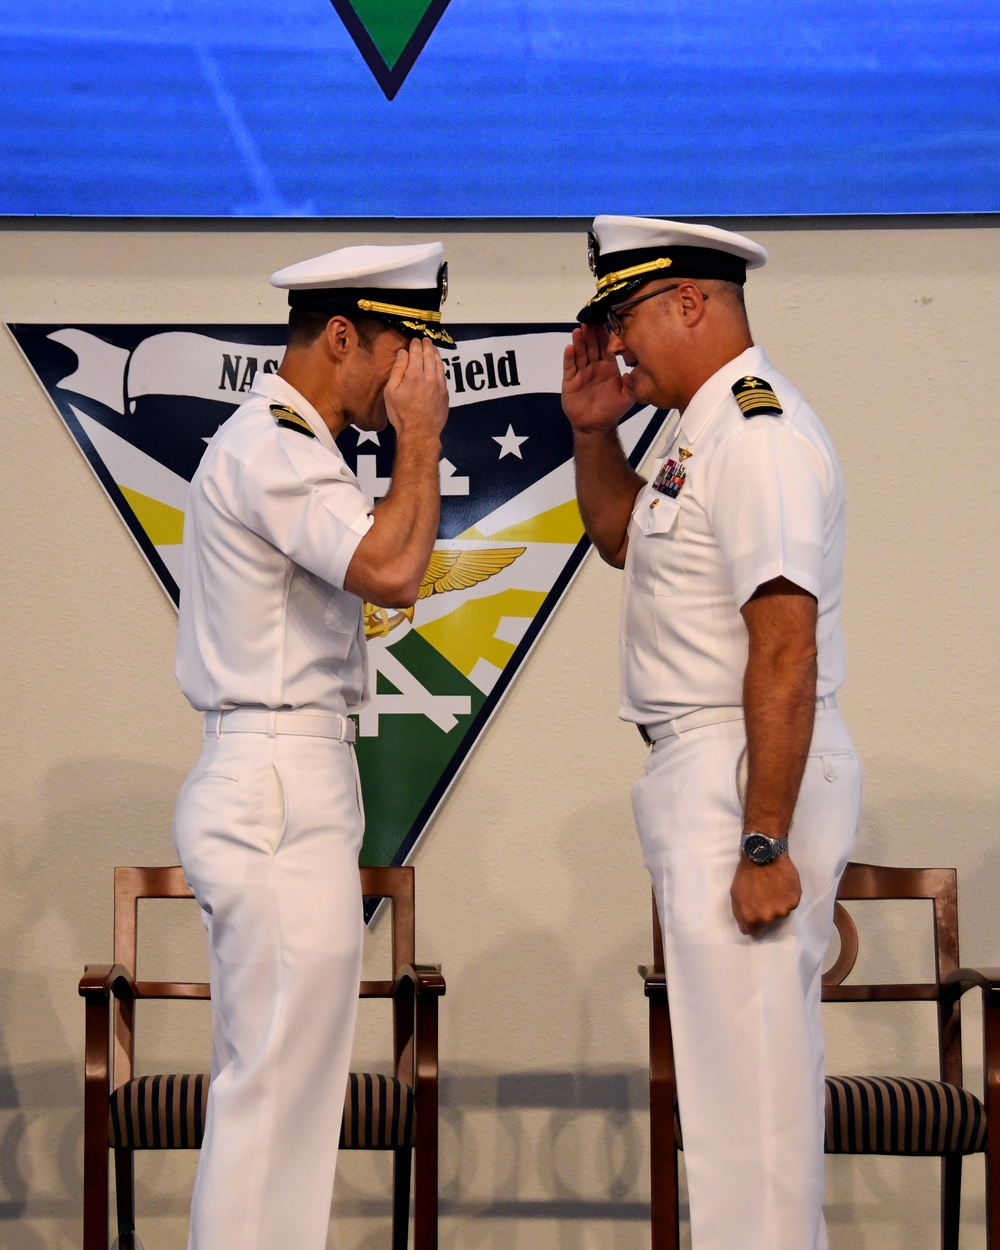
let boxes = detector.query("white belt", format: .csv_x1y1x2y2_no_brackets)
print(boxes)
204,708,357,743
639,693,837,746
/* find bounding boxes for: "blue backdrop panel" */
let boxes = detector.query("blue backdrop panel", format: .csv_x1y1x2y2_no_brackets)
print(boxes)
0,0,997,217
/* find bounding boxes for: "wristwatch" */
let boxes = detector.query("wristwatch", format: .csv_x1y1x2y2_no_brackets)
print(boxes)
740,831,788,865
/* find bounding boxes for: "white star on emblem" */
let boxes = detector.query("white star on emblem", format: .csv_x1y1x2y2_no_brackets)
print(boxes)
492,424,528,460
355,429,381,446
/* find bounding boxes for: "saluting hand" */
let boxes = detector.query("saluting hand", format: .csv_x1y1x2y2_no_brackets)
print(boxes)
730,854,802,938
384,337,449,441
561,324,633,434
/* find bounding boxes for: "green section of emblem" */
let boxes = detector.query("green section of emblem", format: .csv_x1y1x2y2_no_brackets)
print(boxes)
329,0,451,99
356,628,485,868
347,0,434,69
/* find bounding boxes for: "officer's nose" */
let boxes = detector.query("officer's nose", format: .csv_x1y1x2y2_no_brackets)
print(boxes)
606,327,627,356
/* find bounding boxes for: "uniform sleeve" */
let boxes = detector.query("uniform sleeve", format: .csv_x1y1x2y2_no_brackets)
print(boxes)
704,419,828,608
233,431,374,589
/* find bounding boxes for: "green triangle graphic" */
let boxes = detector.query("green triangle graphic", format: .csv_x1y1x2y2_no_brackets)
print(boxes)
349,0,434,70
330,0,452,99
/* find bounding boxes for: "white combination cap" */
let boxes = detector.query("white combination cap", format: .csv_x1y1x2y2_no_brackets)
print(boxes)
579,215,768,324
270,241,453,346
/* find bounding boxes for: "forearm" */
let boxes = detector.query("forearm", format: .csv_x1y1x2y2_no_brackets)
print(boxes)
741,643,817,840
345,430,441,606
573,427,644,567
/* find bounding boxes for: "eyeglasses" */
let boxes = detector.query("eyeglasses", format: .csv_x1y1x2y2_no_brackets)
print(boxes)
604,283,707,335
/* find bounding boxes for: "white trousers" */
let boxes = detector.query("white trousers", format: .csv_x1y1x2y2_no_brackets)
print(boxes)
631,707,861,1250
173,727,365,1250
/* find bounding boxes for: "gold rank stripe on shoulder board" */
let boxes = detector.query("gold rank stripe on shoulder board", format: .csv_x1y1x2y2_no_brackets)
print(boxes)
731,375,783,418
270,403,315,438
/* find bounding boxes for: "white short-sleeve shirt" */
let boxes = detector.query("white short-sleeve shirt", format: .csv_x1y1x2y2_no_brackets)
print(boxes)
621,344,847,723
175,371,374,714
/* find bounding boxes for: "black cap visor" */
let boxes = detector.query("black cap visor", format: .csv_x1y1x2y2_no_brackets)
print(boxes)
577,245,749,324
289,285,455,347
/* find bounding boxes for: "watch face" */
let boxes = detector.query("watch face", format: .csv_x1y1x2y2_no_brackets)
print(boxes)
743,834,773,864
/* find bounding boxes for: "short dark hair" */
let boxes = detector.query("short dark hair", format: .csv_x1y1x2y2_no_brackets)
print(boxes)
286,308,389,352
702,278,747,315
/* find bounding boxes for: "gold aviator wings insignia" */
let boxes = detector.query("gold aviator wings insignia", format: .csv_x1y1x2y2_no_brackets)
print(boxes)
364,546,526,639
418,546,525,598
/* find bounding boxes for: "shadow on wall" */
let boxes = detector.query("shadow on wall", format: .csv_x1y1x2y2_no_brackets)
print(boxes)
333,1066,662,1224
0,758,996,1243
0,755,190,1237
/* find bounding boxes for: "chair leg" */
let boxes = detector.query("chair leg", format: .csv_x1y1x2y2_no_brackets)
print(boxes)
392,1147,413,1250
413,1136,438,1250
113,1148,136,1242
988,1144,1000,1250
941,1154,962,1250
647,967,679,1250
83,1080,112,1250
83,1139,109,1250
984,992,1000,1250
650,1128,680,1250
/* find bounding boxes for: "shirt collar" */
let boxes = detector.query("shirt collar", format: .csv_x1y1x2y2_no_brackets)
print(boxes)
679,344,772,445
250,370,341,457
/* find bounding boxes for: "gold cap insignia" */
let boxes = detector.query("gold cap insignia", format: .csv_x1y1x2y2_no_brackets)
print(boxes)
587,231,599,276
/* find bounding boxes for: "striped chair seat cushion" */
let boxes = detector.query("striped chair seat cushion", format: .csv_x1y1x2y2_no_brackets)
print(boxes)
109,1071,414,1151
340,1072,415,1149
109,1074,209,1149
825,1076,986,1155
672,1076,986,1156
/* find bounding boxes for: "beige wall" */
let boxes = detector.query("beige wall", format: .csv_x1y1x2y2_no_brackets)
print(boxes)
1,218,998,1249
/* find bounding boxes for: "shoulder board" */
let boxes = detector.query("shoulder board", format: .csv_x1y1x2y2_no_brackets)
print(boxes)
731,376,783,418
270,403,315,438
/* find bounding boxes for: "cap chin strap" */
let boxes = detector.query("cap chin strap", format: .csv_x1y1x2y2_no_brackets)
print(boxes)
357,298,443,322
596,256,672,292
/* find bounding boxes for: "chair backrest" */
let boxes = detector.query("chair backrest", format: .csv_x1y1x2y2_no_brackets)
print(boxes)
648,862,962,1084
823,862,961,1085
110,864,416,1086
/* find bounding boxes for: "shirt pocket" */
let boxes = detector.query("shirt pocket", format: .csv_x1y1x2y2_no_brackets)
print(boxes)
323,590,363,660
630,490,687,598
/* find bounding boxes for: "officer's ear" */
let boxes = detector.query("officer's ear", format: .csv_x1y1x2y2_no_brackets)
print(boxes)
323,315,354,359
676,281,709,324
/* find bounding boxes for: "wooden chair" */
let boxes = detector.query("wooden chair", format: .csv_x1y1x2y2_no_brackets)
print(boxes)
80,865,444,1250
641,861,1000,1250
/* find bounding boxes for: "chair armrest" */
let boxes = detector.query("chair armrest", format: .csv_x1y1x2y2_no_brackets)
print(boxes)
395,963,446,999
940,967,1000,1008
79,964,137,1001
392,965,443,1088
639,965,668,1000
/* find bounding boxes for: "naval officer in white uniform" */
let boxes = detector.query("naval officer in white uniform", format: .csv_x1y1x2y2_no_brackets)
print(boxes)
173,242,453,1250
561,216,861,1250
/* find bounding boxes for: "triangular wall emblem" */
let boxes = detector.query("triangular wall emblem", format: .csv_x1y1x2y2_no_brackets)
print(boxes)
330,0,452,99
9,322,669,911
